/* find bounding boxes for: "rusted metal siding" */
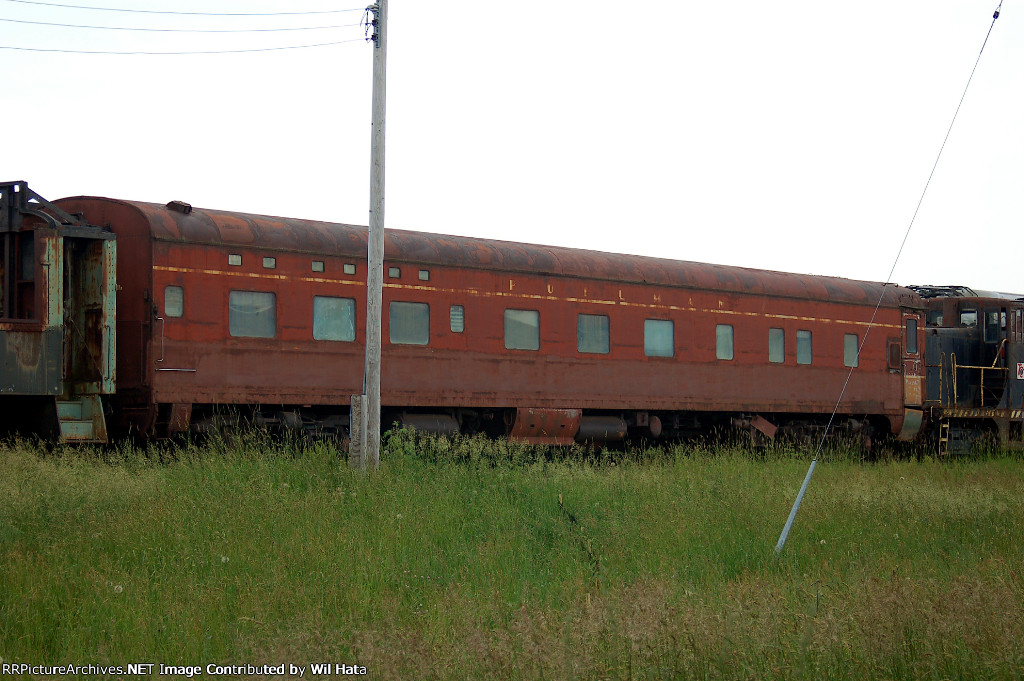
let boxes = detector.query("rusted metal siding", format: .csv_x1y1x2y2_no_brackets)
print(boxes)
54,196,919,437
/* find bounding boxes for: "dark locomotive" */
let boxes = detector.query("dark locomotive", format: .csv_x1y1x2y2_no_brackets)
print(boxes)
1,181,1021,453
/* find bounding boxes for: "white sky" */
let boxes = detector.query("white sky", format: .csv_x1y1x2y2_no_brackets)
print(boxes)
3,0,1022,293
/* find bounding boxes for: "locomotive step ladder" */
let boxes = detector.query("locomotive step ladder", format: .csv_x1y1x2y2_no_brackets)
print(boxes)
938,420,950,457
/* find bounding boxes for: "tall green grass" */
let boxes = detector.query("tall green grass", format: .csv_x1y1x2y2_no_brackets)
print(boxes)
1,431,1022,679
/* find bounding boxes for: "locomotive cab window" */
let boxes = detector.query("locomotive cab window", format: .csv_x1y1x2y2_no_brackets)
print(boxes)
577,314,610,354
716,324,734,361
844,333,859,368
313,296,356,342
959,309,977,327
769,328,785,363
229,291,276,338
164,285,184,318
796,330,812,365
390,301,429,345
505,309,540,351
644,319,674,357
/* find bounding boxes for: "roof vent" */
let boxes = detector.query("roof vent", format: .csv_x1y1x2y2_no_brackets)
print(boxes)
166,200,192,215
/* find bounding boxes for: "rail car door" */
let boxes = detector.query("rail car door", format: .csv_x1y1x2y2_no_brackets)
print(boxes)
895,307,924,440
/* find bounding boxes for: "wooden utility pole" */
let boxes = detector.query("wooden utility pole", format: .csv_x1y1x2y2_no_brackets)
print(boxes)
354,0,387,470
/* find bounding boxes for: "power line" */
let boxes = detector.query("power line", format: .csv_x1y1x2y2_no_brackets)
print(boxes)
0,37,367,54
774,0,1005,556
1,0,365,15
0,16,362,31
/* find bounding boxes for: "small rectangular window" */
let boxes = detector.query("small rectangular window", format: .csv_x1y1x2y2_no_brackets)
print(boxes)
797,330,812,365
769,328,785,363
716,324,734,361
505,309,539,350
228,254,242,266
389,301,429,345
644,319,674,357
229,291,276,338
164,285,183,318
450,305,465,333
960,309,977,327
844,333,859,368
928,309,943,327
906,318,919,353
262,257,276,269
388,267,401,279
983,311,1000,343
313,296,356,341
312,260,325,273
343,263,356,275
577,314,610,354
419,269,430,281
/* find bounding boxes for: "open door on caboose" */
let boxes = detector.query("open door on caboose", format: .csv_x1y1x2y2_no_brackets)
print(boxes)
0,182,115,442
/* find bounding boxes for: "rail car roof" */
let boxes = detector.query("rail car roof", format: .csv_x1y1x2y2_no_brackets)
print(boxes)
59,196,916,308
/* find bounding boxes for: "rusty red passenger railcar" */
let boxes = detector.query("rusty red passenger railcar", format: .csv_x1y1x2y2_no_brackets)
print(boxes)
54,195,926,445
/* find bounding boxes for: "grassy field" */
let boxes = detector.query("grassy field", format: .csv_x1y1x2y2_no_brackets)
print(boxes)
1,431,1023,680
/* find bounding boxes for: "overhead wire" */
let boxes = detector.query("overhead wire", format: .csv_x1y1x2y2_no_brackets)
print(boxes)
0,16,362,32
1,0,366,15
0,38,367,54
774,0,1006,556
0,0,371,53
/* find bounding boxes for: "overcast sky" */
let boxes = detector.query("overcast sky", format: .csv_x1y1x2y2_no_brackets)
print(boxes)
4,0,1021,293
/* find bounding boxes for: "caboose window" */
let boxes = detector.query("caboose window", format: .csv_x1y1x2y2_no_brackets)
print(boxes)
262,257,276,269
388,267,401,279
344,263,356,275
313,296,356,342
505,309,539,350
797,330,812,365
312,260,325,273
577,314,610,354
844,333,859,368
164,286,184,318
229,291,276,338
769,328,785,363
644,319,674,357
389,301,429,345
716,324,734,361
228,254,242,266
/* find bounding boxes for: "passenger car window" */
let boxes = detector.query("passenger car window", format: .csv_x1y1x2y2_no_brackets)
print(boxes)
844,333,859,367
313,296,356,341
229,291,276,338
769,328,785,363
450,305,465,333
796,330,812,365
716,324,734,361
906,318,919,354
164,285,183,318
577,314,610,354
644,319,674,357
389,301,429,345
505,309,539,350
